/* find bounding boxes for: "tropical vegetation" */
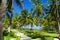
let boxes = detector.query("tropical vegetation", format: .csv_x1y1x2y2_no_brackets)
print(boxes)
0,0,60,40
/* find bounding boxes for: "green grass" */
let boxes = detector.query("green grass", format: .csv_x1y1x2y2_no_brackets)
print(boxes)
3,30,20,40
19,29,59,40
4,33,20,40
19,30,59,37
4,35,10,40
40,32,58,37
45,37,54,40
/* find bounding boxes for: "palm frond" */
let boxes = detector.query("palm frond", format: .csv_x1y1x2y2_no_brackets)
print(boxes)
16,0,24,8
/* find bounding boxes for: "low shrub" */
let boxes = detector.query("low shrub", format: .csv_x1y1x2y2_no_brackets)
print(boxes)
3,29,9,36
10,31,15,37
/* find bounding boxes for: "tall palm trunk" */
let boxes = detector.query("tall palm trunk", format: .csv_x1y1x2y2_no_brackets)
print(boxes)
55,0,60,38
0,0,7,40
8,0,14,33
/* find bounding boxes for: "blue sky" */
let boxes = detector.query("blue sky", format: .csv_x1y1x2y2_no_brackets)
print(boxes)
14,0,49,14
14,0,49,29
14,0,34,14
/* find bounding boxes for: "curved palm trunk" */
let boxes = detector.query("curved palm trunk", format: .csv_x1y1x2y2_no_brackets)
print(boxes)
30,23,33,30
8,17,12,33
0,0,7,40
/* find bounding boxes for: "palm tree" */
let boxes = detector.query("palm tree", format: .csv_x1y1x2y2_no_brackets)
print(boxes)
26,9,35,30
19,9,34,30
30,0,43,29
55,0,60,38
12,14,20,29
30,0,43,18
6,0,24,33
28,13,33,30
19,9,29,29
48,0,60,34
0,0,24,39
43,0,60,37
